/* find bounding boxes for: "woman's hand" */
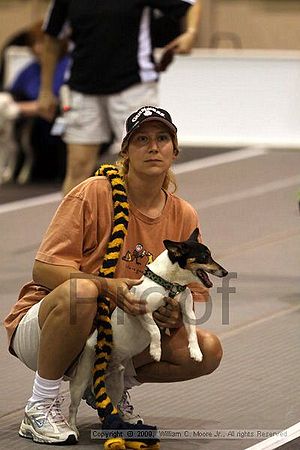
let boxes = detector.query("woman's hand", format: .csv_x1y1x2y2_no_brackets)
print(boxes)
153,297,183,329
164,30,197,55
102,278,146,315
38,90,57,121
156,31,197,72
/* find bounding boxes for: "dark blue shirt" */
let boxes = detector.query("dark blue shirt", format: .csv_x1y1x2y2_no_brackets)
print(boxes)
10,56,69,100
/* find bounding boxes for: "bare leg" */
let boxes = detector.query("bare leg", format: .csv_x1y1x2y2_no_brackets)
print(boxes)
38,278,98,380
62,143,99,195
133,327,223,383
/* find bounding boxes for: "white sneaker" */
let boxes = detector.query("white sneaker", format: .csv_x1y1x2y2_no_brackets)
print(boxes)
19,396,78,444
117,390,144,424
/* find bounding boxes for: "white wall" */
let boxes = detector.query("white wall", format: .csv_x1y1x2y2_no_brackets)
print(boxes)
5,47,300,149
159,49,300,148
4,46,33,89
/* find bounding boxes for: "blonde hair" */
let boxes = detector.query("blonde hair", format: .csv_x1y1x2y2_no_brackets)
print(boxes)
116,133,179,193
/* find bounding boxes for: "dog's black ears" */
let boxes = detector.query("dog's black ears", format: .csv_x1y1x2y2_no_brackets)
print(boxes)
163,228,199,258
163,240,189,258
187,228,200,242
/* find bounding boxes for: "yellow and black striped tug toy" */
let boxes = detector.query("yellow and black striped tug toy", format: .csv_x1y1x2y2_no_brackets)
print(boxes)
93,165,160,450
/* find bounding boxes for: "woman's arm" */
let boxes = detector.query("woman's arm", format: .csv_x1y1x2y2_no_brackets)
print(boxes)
16,100,39,116
38,35,62,121
33,260,81,290
164,0,202,54
33,260,146,315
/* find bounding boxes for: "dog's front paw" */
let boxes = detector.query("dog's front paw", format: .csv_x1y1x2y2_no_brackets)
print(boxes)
150,346,161,362
189,344,203,362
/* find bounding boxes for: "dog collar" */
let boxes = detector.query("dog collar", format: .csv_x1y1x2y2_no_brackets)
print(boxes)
144,266,187,298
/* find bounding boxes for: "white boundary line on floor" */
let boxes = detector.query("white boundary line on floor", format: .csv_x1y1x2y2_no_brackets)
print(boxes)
219,304,300,341
244,421,300,450
0,147,267,215
195,173,300,210
0,192,62,214
174,146,267,174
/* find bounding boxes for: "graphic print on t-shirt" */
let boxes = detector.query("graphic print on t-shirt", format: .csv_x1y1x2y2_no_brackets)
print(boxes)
122,242,153,275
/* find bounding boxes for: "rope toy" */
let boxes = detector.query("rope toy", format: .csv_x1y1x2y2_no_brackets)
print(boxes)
94,165,160,450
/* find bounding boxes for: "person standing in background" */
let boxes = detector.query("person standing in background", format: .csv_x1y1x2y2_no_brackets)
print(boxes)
38,0,202,195
0,21,69,184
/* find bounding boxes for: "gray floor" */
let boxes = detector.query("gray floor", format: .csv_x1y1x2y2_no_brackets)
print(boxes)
0,146,237,205
1,147,300,450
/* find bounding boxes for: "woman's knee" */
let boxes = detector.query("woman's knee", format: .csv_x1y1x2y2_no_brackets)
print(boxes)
198,329,223,375
66,277,98,320
39,278,98,326
69,277,99,300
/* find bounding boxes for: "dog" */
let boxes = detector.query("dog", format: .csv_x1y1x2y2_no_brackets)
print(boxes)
0,92,20,184
68,228,228,435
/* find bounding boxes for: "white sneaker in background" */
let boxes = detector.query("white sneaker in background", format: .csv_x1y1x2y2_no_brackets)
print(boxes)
117,390,144,424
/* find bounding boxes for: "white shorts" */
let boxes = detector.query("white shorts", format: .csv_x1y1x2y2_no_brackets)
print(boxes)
11,300,137,381
11,301,42,373
11,300,79,378
63,82,159,151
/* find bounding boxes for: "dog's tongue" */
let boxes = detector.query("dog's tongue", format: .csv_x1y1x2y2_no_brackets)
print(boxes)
204,277,213,288
197,269,213,288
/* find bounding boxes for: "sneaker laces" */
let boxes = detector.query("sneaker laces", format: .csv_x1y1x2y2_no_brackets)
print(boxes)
42,395,67,424
118,390,134,415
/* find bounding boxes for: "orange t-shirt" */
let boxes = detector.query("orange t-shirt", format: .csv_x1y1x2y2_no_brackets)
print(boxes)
4,176,208,346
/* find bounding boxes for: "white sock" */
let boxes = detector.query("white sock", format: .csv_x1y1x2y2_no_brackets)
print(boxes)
28,372,63,403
